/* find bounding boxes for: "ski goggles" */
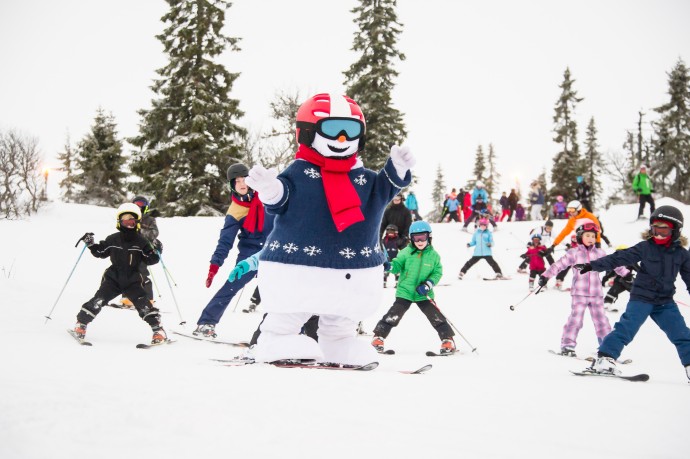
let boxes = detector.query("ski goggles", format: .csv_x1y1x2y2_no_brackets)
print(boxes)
651,223,672,237
579,222,600,233
411,233,429,243
315,118,364,141
119,216,139,228
133,200,149,214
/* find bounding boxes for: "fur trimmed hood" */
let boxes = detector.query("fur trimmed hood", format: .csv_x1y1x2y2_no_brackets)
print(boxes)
641,230,688,247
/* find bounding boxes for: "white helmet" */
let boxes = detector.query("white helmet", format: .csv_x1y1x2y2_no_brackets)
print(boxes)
116,203,141,229
475,180,484,188
566,200,582,212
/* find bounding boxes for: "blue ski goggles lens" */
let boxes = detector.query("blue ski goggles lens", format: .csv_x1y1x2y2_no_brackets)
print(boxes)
316,118,364,141
411,233,429,243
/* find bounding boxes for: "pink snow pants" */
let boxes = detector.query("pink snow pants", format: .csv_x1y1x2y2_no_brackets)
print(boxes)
561,295,612,349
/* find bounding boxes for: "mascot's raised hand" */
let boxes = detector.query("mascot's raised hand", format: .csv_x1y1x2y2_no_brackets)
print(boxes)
390,145,416,179
245,165,283,205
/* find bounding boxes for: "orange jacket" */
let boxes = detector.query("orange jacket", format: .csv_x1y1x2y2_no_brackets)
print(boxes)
552,209,601,246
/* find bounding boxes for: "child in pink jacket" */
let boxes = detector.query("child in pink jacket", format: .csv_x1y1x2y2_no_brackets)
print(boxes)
539,222,629,356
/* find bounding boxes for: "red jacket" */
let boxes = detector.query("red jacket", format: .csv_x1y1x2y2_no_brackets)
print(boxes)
524,244,547,271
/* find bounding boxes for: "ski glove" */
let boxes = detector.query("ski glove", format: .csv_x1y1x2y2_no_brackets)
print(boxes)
466,243,471,248
245,165,283,205
383,261,392,272
486,242,492,247
79,232,95,247
538,276,549,287
152,239,163,252
389,145,416,179
229,260,251,282
545,245,555,255
416,280,434,296
206,264,220,288
574,263,592,274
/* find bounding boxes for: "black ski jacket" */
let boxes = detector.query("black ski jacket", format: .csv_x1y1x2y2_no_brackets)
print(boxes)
89,231,160,274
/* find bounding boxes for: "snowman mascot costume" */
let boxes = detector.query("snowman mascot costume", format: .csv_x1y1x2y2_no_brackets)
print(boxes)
246,93,415,365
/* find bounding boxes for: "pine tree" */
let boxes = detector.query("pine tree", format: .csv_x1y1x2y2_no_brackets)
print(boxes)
258,90,301,170
582,117,604,208
429,164,446,222
72,108,126,206
57,133,77,202
344,0,407,170
484,143,500,201
550,67,583,201
129,0,246,216
465,145,485,191
651,58,690,201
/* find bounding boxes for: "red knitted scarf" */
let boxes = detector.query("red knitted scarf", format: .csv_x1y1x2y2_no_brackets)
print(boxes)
295,145,364,232
232,193,264,233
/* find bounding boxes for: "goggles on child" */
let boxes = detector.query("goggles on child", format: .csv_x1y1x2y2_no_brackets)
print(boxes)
315,118,364,141
411,233,429,243
119,216,138,228
580,222,600,233
651,224,672,237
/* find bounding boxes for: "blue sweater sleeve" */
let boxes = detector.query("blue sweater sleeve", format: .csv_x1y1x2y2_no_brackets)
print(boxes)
210,215,241,266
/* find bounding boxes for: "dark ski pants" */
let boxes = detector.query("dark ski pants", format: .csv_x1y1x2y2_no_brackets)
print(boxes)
249,313,319,346
604,279,629,304
250,286,261,306
599,300,690,366
373,298,454,340
529,269,545,283
460,255,502,275
78,271,161,329
638,194,655,217
197,270,256,325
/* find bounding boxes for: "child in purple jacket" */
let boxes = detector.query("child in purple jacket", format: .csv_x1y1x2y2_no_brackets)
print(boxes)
539,222,629,356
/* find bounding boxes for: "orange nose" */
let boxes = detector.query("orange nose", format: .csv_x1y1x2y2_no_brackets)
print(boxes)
338,135,346,142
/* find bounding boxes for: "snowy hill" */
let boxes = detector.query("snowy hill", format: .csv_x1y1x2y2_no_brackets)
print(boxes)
2,199,689,459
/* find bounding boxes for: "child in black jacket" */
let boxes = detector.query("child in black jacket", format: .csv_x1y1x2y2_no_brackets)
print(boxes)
574,206,690,380
72,203,166,344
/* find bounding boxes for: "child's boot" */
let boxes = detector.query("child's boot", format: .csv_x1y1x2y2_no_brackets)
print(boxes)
590,356,620,375
371,336,385,353
151,326,168,344
74,322,88,339
440,338,456,355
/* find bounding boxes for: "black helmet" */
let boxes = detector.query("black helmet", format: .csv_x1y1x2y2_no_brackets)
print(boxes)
226,163,249,192
132,196,150,214
544,220,554,227
650,205,684,240
385,224,399,234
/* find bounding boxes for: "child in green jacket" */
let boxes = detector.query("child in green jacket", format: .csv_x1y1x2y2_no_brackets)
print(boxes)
371,221,456,355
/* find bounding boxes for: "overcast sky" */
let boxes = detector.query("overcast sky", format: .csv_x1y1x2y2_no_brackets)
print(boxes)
1,0,689,210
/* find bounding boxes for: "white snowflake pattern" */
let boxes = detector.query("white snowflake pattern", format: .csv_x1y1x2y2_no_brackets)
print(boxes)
373,245,381,253
304,167,321,179
268,240,281,251
354,174,367,186
360,246,373,257
283,242,299,254
339,247,357,259
303,246,322,257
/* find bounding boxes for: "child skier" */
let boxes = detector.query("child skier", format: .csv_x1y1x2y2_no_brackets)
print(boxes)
572,206,690,380
72,203,167,344
381,224,406,287
521,234,547,291
371,221,456,355
458,217,504,279
538,222,629,356
518,220,555,274
600,245,637,312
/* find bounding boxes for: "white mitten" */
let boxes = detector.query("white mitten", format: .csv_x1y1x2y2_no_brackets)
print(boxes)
390,144,416,179
245,165,284,205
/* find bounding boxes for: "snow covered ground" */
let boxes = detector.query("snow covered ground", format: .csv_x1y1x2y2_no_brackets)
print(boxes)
2,198,689,459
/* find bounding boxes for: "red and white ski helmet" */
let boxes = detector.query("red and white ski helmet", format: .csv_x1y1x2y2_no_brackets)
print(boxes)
295,93,366,146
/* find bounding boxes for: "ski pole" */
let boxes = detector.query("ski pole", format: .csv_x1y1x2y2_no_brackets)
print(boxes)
231,285,246,313
148,267,162,299
509,287,542,311
44,241,89,324
156,249,185,326
427,296,478,354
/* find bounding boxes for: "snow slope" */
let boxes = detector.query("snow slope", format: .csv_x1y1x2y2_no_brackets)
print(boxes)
1,199,689,459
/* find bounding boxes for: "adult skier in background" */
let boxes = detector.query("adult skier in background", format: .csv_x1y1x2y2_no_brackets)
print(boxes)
632,164,655,219
71,203,166,344
245,93,413,365
194,163,274,338
574,176,592,212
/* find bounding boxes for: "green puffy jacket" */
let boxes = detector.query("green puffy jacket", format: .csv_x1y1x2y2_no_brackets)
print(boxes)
390,244,443,302
632,173,653,195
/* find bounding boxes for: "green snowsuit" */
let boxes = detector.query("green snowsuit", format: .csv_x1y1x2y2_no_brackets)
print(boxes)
390,244,443,302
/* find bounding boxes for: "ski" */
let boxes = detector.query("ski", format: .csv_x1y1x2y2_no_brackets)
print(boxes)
425,350,459,357
548,349,589,361
399,364,433,374
376,349,396,355
136,339,175,349
583,356,633,365
570,370,649,382
483,276,512,281
172,330,249,347
67,329,92,346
